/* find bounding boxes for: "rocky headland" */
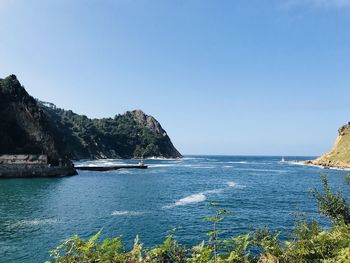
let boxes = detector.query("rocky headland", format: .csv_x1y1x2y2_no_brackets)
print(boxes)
0,74,182,177
307,123,350,169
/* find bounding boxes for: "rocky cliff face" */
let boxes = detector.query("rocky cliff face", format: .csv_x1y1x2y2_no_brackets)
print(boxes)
308,123,350,168
0,75,182,162
0,75,62,164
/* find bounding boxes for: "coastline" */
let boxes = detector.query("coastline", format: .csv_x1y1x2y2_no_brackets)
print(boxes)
305,159,350,170
0,155,181,179
288,159,350,171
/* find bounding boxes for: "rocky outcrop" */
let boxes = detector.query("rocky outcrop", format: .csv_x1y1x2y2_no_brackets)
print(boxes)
125,110,182,158
128,110,166,135
0,75,182,161
0,75,63,165
308,123,350,168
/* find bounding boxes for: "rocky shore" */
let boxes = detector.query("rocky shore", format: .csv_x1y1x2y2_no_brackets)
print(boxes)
306,123,350,169
305,159,350,169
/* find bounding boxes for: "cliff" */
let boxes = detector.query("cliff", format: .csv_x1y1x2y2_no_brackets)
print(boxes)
308,123,350,168
0,75,182,162
0,75,63,164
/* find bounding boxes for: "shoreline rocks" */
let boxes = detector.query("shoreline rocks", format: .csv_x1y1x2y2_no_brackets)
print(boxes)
305,159,350,169
308,123,350,169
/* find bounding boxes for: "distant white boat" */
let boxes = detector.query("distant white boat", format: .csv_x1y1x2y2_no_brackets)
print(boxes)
281,157,285,162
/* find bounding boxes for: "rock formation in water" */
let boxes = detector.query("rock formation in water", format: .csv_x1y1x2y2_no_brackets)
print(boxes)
308,123,350,168
0,75,182,163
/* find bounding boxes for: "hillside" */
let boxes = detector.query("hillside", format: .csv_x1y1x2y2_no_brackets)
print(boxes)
308,123,350,168
0,75,182,163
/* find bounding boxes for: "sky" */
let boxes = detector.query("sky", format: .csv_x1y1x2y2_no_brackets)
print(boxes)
1,0,350,156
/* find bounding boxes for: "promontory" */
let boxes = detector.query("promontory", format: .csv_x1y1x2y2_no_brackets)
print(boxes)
0,74,182,177
307,123,350,169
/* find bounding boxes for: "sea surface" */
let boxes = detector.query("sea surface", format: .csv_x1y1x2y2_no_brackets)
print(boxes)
1,155,350,262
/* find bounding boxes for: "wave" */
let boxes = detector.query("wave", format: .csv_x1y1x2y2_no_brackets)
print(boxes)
204,188,225,194
234,168,286,173
175,193,206,206
215,161,263,165
148,164,177,168
288,161,350,171
181,157,206,160
75,160,127,167
146,157,181,160
10,218,58,228
165,181,241,208
111,210,144,216
328,167,350,171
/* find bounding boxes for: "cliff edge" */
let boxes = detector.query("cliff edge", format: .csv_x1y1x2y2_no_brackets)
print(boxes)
308,123,350,168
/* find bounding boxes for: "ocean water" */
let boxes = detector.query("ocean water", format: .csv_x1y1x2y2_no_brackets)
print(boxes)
1,155,350,262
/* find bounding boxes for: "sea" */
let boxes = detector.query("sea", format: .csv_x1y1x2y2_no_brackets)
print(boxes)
1,155,350,263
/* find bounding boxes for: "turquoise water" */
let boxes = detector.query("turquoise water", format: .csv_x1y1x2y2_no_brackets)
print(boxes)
1,156,349,262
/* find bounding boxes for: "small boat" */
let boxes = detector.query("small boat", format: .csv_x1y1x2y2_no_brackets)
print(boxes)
281,157,285,162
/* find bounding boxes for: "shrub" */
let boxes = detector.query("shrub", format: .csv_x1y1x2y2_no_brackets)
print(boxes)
47,174,350,263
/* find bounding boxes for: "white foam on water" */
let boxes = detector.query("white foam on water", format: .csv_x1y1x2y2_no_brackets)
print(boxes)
235,168,286,173
111,210,144,216
75,159,127,167
229,181,247,189
182,157,206,160
148,164,177,168
216,161,262,165
204,188,225,194
227,181,237,188
11,218,58,227
164,181,245,208
328,167,350,171
289,161,350,171
175,193,207,206
146,156,181,160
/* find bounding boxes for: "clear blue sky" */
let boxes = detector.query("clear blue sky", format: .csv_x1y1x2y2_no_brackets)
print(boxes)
1,0,350,156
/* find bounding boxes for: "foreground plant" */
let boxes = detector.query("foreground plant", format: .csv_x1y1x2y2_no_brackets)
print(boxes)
47,174,350,263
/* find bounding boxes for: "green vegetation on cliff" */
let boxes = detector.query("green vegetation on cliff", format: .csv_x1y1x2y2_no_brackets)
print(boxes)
0,75,182,163
42,104,182,159
310,124,350,168
47,175,350,263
